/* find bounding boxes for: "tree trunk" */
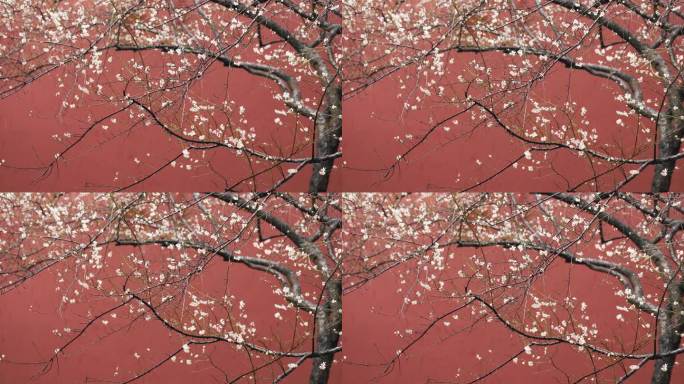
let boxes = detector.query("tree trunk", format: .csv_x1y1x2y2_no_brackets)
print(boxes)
309,84,342,193
651,98,683,192
651,287,683,384
309,278,342,384
652,327,680,384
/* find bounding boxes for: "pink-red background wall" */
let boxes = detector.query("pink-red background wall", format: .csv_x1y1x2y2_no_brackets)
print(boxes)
1,56,680,191
0,244,677,383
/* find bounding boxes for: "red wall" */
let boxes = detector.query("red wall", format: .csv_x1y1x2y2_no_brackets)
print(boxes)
2,53,680,191
0,244,677,383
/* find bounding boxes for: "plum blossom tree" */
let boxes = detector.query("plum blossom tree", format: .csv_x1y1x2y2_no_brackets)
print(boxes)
3,1,683,192
2,192,681,383
0,192,343,383
345,0,684,191
346,192,683,383
0,0,342,192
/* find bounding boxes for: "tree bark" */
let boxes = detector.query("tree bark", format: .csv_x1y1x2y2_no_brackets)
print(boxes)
309,278,342,384
652,326,680,384
651,284,683,384
309,84,342,193
651,96,683,192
